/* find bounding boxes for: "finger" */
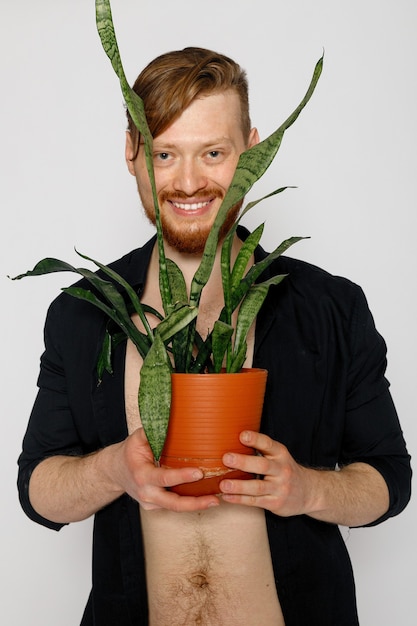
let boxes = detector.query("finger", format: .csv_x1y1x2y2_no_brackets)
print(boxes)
239,430,277,455
138,465,221,511
220,475,269,498
219,480,270,508
139,488,220,512
222,451,272,477
155,466,206,489
220,492,271,508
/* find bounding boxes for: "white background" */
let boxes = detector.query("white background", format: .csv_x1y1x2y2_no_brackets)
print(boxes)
1,1,416,624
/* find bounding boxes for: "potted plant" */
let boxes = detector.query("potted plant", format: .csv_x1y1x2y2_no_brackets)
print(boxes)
11,0,323,494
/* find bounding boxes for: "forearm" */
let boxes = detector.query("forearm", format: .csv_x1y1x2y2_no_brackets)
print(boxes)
28,443,125,524
306,462,390,527
220,433,391,525
27,427,220,522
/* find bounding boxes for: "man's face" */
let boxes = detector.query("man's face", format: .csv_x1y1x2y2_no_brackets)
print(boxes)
126,90,259,254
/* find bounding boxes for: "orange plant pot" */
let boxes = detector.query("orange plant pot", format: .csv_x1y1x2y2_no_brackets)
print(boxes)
160,368,267,496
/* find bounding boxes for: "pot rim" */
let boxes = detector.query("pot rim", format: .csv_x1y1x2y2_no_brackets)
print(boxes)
171,367,268,378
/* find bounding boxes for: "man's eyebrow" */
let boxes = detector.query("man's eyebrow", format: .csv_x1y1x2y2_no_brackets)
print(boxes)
152,137,234,150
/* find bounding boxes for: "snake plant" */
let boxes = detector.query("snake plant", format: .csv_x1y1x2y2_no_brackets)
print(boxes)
11,0,323,460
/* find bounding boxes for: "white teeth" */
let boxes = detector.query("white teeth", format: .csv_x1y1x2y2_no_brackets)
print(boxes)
173,201,210,211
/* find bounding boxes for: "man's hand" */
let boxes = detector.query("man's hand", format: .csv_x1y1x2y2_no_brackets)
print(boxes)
219,430,389,527
219,430,313,517
114,427,220,512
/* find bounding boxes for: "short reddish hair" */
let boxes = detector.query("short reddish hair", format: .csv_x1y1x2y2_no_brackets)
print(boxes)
127,47,251,154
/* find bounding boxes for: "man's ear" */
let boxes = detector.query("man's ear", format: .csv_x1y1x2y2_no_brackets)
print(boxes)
125,131,136,176
248,127,260,149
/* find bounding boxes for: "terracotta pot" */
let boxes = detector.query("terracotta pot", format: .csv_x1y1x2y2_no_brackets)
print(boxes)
160,368,267,496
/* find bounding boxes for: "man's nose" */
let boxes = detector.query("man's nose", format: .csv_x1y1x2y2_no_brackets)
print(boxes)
172,159,208,195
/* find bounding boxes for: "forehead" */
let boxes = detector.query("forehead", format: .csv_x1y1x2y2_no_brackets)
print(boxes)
153,90,244,147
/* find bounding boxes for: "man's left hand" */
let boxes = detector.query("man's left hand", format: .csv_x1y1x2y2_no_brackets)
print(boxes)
220,430,314,517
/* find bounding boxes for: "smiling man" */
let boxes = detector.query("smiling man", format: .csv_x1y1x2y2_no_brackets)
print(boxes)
126,90,258,254
18,47,411,626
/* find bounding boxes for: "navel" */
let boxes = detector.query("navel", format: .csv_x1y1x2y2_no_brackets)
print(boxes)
189,572,210,589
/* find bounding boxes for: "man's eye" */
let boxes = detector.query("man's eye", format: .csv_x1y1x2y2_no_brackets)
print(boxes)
208,150,220,158
156,152,170,161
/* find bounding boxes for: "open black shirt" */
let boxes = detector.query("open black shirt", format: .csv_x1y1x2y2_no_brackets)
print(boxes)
18,229,411,625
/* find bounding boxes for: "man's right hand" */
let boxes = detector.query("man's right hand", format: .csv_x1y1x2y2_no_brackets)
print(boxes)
111,427,220,511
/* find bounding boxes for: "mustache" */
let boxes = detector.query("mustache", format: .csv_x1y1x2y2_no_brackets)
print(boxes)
159,188,224,203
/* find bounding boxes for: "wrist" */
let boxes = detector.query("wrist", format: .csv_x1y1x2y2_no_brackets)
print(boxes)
93,441,126,499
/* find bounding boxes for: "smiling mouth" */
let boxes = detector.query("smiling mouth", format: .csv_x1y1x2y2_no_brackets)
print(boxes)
170,200,212,211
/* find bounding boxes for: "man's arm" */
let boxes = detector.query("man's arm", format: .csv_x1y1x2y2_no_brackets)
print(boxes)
29,427,220,524
29,445,124,524
220,430,390,527
307,461,389,527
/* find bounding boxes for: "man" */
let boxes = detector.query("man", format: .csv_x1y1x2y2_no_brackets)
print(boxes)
18,47,411,626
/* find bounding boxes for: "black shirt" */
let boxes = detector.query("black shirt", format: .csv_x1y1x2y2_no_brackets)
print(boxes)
18,230,411,625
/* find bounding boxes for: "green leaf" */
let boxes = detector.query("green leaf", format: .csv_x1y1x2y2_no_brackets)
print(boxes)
97,327,133,382
63,286,149,356
238,186,294,223
189,55,323,309
229,342,248,374
166,261,198,371
95,0,172,314
95,0,151,146
220,235,233,326
66,265,151,356
166,258,188,306
220,56,323,215
11,254,151,358
230,274,286,372
219,186,291,324
9,257,79,280
188,332,214,374
232,236,307,309
164,259,194,370
97,327,113,380
220,222,264,328
156,304,198,343
212,321,234,373
138,332,172,460
231,284,268,372
230,223,264,293
75,249,154,340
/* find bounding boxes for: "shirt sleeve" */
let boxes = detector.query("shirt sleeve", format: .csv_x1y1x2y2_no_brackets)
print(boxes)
17,299,84,531
341,286,412,525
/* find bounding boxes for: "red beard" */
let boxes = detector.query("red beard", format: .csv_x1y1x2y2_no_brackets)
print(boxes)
143,188,242,255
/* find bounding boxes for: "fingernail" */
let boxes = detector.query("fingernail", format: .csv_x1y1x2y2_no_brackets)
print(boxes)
221,480,232,492
241,431,251,443
192,470,203,480
224,453,235,465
